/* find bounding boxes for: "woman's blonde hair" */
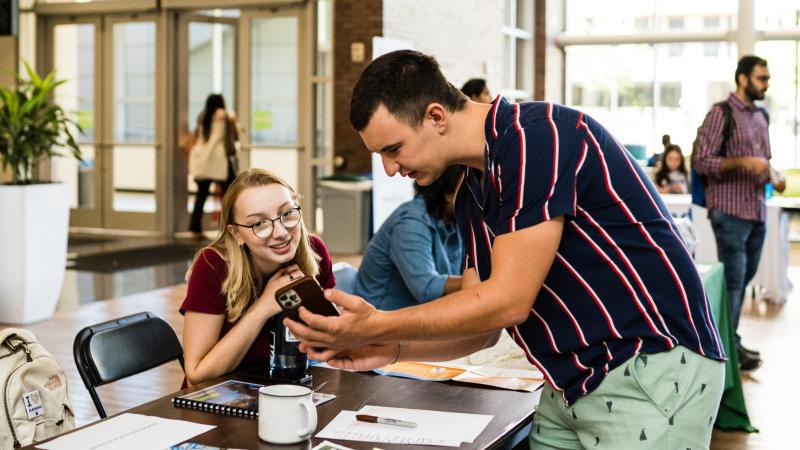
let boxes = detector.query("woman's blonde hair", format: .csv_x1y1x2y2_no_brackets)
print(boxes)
187,168,321,322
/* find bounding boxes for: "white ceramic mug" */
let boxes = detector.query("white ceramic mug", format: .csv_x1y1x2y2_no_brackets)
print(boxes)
258,384,318,444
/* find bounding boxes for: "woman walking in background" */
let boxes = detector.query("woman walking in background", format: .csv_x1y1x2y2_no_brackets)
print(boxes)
188,94,240,236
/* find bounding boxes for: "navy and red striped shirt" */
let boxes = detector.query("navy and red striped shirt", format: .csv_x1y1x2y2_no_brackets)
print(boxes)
694,93,771,222
455,97,725,404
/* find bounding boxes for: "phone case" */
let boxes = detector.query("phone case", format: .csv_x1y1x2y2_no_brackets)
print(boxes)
274,276,339,322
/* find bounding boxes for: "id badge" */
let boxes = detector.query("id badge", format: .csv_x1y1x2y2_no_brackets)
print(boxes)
23,390,44,420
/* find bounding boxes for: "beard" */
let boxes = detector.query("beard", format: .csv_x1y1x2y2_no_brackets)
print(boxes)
745,82,766,101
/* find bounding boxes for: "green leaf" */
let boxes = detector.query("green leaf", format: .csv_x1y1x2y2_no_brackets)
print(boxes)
23,61,41,86
1,61,82,184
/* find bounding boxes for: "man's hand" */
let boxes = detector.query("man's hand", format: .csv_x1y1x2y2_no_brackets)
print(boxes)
770,167,786,193
283,289,383,350
774,176,786,193
300,342,399,371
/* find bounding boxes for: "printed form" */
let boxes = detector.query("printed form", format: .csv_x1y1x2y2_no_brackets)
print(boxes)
316,405,493,447
37,413,214,450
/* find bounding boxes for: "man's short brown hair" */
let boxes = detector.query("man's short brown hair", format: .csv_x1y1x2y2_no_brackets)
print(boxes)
349,50,467,131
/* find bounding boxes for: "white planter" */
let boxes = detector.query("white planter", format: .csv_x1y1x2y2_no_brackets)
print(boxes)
0,183,69,324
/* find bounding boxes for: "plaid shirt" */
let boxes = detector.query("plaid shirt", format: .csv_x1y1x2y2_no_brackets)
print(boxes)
694,93,771,222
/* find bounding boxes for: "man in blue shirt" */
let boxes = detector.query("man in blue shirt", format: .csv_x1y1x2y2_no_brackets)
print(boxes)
355,165,463,310
287,50,725,449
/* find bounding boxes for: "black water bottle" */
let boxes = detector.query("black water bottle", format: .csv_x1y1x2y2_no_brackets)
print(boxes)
269,312,310,384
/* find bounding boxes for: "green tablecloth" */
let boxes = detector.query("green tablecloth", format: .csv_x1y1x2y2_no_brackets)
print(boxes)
697,262,758,432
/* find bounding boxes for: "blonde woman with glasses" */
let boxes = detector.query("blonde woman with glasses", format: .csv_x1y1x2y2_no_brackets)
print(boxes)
180,168,335,386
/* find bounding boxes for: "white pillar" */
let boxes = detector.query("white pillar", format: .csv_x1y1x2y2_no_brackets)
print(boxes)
737,0,755,56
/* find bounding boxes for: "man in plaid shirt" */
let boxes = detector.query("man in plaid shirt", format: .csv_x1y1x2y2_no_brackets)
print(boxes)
694,55,786,372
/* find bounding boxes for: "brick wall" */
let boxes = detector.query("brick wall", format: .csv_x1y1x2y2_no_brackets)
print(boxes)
333,0,382,175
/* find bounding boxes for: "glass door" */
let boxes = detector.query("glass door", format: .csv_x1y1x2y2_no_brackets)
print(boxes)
104,15,160,230
49,18,102,228
46,14,161,232
239,6,308,200
177,12,238,233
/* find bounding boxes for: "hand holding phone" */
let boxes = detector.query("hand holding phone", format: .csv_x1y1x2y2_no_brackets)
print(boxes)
275,276,339,323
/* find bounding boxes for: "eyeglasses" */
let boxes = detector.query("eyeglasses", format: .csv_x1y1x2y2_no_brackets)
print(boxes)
233,206,302,238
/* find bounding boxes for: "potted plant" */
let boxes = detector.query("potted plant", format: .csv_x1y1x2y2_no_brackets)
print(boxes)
0,62,82,324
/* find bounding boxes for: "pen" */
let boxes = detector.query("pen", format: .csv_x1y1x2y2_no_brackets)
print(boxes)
356,414,418,428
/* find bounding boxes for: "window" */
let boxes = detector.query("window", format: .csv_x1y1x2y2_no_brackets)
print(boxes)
502,0,534,101
756,1,800,168
565,0,736,33
755,40,800,168
756,0,800,30
667,17,685,57
704,16,721,29
703,42,720,57
565,43,736,157
618,83,653,107
634,16,652,31
570,84,611,108
562,1,741,159
659,82,681,107
250,17,298,146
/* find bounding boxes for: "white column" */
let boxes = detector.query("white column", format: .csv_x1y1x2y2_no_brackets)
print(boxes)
737,0,756,56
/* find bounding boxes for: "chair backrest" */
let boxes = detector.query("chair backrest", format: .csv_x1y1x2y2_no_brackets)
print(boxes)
332,262,358,294
73,311,184,418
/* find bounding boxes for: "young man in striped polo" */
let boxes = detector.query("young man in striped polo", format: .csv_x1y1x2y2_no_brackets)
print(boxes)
694,55,785,372
287,50,726,449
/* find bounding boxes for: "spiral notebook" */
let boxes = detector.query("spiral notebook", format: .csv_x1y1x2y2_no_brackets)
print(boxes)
171,379,336,419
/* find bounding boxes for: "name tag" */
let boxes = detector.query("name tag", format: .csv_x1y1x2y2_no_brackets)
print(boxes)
23,390,44,420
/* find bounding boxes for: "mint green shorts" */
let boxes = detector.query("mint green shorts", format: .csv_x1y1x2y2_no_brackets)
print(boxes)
530,346,725,450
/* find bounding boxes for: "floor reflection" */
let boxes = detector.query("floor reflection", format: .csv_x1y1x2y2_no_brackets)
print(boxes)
58,262,191,310
58,235,203,310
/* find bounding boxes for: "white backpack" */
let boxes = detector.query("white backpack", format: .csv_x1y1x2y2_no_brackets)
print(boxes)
0,328,75,449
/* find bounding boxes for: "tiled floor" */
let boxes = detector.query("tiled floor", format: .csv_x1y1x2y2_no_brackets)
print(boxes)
60,235,198,306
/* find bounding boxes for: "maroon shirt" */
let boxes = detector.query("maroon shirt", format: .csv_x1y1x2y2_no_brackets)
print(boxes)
180,235,335,370
694,93,771,222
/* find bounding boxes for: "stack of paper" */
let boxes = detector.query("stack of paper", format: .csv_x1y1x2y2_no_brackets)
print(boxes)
374,361,545,392
315,405,493,447
36,413,215,450
452,366,545,392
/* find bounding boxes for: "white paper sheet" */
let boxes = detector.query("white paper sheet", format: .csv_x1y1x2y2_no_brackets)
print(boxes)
37,413,215,450
315,405,493,447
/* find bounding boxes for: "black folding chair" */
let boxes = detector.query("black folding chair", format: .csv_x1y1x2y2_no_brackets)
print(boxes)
73,311,184,418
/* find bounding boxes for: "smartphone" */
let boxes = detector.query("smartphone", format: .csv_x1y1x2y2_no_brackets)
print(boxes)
274,275,339,323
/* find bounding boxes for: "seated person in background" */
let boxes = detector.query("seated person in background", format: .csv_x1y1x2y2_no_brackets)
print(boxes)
180,168,334,386
655,137,689,194
355,165,463,311
461,78,493,103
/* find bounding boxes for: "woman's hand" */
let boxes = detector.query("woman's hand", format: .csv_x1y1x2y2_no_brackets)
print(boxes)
255,264,304,317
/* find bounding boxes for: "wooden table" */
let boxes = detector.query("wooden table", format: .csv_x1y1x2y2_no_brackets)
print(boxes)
27,366,538,450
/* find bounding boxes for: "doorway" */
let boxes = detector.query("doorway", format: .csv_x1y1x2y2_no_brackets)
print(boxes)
37,1,320,236
177,10,239,233
176,6,311,235
45,14,162,232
